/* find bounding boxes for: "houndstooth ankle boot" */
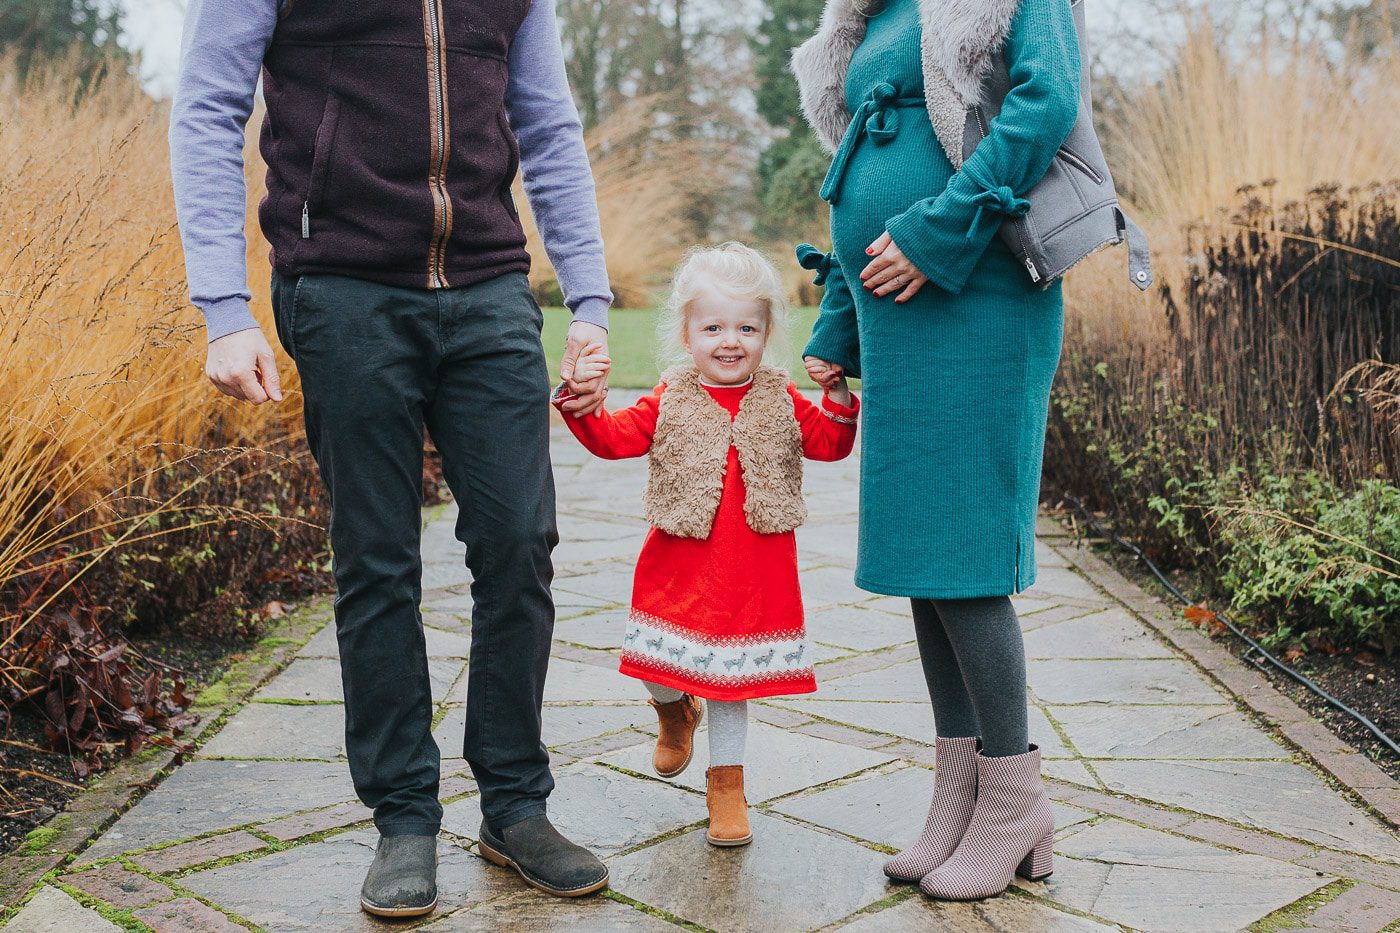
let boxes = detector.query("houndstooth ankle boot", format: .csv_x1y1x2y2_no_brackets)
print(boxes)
919,745,1055,901
884,736,979,881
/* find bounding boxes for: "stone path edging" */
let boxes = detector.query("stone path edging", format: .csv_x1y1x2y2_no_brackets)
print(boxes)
1042,521,1400,828
0,601,331,914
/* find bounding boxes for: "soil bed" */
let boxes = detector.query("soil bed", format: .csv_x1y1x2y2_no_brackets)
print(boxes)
1,633,246,856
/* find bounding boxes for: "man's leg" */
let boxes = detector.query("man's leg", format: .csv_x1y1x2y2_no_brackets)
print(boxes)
271,273,443,836
425,271,557,827
426,272,606,897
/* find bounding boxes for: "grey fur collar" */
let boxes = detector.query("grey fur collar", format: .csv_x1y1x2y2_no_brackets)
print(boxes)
791,0,1020,167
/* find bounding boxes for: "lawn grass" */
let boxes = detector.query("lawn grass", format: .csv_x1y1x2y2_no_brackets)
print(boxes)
542,307,837,390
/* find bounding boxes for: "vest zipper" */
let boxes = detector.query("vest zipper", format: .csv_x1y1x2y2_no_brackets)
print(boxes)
971,105,1042,283
422,0,452,288
301,201,310,239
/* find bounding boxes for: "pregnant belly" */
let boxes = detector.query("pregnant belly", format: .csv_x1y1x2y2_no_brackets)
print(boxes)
830,136,956,258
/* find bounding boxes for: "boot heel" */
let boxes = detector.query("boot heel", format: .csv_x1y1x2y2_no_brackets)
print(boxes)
1016,831,1054,881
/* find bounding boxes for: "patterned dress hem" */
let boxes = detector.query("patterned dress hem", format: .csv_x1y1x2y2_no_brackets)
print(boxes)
619,657,818,702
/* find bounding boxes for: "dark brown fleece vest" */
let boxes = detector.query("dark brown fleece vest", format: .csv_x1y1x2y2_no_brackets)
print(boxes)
645,365,807,539
259,0,532,290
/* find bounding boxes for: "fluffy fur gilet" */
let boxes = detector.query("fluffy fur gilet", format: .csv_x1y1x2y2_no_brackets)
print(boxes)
791,0,1021,168
644,365,806,540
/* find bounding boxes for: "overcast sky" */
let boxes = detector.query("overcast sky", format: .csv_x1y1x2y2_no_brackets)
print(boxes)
121,0,1152,99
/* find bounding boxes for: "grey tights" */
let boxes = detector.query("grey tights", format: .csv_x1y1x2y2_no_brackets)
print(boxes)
911,597,1028,758
644,682,747,767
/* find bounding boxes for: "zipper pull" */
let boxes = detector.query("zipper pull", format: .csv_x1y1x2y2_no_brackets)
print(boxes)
301,201,310,239
1024,256,1042,282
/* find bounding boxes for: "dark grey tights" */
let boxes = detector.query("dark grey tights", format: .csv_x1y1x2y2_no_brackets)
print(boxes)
911,597,1028,758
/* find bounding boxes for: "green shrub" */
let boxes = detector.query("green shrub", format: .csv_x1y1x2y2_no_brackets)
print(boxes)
1212,475,1400,654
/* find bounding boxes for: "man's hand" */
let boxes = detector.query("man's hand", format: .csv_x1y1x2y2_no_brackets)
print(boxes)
861,231,929,303
206,327,283,404
560,320,609,418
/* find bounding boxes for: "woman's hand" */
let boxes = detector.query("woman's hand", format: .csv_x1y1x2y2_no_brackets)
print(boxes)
861,232,928,303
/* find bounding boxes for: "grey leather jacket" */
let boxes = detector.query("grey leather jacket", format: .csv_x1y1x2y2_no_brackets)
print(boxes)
965,0,1152,290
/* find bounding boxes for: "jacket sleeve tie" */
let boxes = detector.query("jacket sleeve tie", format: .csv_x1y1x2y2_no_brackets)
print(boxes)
795,243,835,286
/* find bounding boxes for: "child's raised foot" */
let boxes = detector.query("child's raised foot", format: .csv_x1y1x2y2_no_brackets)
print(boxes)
650,693,703,778
705,765,753,847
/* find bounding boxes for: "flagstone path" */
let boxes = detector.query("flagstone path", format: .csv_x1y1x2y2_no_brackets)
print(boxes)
8,393,1400,932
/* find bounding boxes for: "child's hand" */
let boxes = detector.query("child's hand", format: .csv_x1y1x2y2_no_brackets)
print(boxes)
805,356,852,408
570,342,611,386
804,356,844,390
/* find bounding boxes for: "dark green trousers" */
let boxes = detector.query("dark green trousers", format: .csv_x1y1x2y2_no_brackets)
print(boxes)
271,271,558,835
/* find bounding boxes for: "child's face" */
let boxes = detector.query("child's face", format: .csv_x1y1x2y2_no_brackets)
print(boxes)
683,286,769,386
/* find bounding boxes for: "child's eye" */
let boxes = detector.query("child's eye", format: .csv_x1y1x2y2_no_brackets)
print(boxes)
741,326,757,334
705,325,720,332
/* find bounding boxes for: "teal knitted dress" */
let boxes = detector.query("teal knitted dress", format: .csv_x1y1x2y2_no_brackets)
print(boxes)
803,0,1080,597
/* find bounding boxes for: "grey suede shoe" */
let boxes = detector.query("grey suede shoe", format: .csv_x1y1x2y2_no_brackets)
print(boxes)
477,815,609,897
360,833,439,918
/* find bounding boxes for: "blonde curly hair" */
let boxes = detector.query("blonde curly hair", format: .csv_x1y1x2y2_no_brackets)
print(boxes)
656,241,793,370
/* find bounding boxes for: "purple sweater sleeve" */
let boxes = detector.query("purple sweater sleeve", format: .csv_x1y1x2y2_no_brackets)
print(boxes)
169,0,611,343
168,0,278,342
507,0,612,330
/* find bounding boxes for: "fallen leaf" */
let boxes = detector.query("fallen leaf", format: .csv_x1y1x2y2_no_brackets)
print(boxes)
1184,604,1217,626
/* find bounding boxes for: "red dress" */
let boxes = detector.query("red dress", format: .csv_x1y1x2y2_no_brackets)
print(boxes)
560,378,859,701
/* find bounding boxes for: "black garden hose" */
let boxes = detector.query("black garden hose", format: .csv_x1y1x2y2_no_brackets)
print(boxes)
1060,495,1400,761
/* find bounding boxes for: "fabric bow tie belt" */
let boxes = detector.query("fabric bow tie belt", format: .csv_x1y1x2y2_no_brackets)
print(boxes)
819,81,1032,241
819,83,925,207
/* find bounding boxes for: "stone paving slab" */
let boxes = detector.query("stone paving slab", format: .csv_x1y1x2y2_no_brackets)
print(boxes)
596,720,896,802
62,863,173,908
804,604,918,652
131,831,266,873
772,698,1073,759
5,885,122,932
607,813,891,932
199,701,346,760
1022,608,1175,659
552,608,630,650
254,656,464,704
1027,658,1227,705
77,759,358,864
181,832,512,931
24,414,1399,933
1041,819,1334,932
815,659,947,703
132,898,248,933
1092,759,1400,861
424,890,678,930
837,893,1118,931
1297,882,1400,932
300,620,471,659
432,703,649,762
1048,703,1289,760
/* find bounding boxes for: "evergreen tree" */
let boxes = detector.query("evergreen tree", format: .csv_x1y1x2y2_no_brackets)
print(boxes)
0,0,129,84
750,0,828,238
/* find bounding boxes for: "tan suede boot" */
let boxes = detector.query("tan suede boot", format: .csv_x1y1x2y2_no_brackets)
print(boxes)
650,694,703,778
705,765,753,847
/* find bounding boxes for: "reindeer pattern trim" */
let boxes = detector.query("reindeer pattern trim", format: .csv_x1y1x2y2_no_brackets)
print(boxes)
620,611,815,685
